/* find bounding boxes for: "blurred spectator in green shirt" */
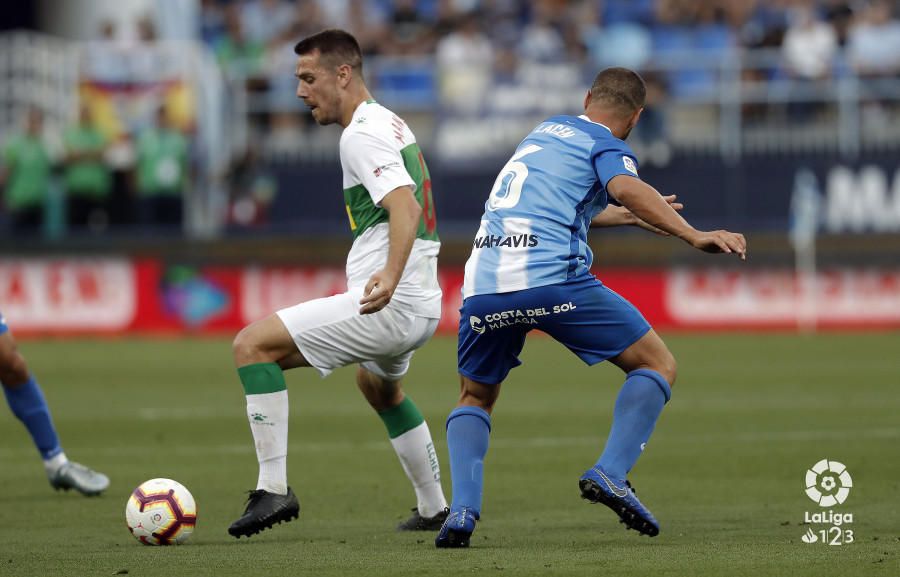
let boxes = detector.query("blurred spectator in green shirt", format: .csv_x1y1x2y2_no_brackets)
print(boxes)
1,108,50,234
136,105,188,229
63,104,111,232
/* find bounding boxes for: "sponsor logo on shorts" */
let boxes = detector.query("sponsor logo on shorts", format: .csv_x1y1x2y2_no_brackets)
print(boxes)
473,302,577,331
473,234,539,249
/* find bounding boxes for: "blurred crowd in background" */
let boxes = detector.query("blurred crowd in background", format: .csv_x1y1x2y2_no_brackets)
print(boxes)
2,0,900,237
201,0,900,115
1,103,188,235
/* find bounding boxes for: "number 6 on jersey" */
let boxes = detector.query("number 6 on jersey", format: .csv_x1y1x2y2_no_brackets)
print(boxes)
487,144,542,211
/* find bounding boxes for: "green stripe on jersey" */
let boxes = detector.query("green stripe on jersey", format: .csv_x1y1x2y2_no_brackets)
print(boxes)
343,142,439,241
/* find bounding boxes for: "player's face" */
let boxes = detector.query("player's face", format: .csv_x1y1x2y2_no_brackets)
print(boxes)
295,52,341,126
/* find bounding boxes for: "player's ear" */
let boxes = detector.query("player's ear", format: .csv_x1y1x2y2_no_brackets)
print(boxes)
337,64,352,88
583,90,592,110
631,107,644,127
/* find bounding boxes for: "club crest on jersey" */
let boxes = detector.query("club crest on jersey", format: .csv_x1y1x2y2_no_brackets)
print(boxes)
623,156,638,175
473,234,539,249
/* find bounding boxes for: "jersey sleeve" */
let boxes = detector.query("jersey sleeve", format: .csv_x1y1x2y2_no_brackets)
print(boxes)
592,141,640,189
341,130,416,206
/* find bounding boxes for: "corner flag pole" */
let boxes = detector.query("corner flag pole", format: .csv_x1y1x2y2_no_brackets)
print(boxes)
789,169,821,333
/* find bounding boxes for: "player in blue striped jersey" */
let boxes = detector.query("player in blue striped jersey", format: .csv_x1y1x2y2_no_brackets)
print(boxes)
437,67,747,547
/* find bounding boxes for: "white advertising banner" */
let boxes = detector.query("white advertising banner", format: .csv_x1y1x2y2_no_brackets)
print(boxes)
0,258,136,330
667,269,900,325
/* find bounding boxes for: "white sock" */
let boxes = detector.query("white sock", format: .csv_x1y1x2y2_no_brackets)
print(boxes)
390,422,447,517
43,452,69,476
246,390,289,495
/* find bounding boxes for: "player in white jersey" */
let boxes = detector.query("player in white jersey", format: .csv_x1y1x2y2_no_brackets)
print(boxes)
437,68,747,547
228,29,447,538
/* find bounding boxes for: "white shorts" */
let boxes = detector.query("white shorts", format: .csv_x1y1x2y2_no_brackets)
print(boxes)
275,287,439,380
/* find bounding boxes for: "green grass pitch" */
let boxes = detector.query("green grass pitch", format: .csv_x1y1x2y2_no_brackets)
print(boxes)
1,333,898,576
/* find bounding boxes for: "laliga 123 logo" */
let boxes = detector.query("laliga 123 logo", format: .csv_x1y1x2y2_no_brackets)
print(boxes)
805,459,852,507
800,459,854,546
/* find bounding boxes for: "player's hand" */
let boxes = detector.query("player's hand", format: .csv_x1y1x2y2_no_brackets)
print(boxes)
688,230,747,260
359,270,399,314
633,195,684,235
662,194,683,212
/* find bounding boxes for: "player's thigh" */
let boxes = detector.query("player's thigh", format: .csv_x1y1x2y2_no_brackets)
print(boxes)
458,293,530,385
278,289,419,378
360,316,438,382
233,312,303,366
539,275,652,367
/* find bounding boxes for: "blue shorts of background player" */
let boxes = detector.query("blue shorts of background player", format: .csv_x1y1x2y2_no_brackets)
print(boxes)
458,273,652,385
0,311,109,495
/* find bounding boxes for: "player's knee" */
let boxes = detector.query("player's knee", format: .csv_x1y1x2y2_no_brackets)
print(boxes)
0,351,30,387
357,368,401,411
657,351,677,388
458,377,499,411
232,326,268,366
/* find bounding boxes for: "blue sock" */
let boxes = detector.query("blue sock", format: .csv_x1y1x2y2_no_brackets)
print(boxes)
446,406,492,516
596,369,671,479
3,376,63,460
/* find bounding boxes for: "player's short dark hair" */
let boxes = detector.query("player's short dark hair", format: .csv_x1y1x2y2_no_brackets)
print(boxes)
294,29,363,73
589,67,646,116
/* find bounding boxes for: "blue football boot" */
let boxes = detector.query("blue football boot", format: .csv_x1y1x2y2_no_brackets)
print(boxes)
579,466,660,537
434,507,478,548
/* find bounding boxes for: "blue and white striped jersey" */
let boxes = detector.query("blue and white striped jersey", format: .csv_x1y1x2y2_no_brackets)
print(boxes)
462,114,640,298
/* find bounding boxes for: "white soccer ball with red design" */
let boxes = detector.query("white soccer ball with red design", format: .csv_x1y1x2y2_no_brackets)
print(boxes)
125,478,197,545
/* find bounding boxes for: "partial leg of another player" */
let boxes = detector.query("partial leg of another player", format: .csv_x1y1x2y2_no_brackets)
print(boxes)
0,331,109,496
435,376,500,548
356,366,448,530
579,328,675,537
228,313,303,538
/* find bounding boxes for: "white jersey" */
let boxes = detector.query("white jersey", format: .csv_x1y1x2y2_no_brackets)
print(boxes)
339,100,442,318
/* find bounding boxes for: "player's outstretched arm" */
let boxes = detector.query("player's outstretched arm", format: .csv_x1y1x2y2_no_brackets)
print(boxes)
359,184,422,314
607,175,747,259
591,195,683,234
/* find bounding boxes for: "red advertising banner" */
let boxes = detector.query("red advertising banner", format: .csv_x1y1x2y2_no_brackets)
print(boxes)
0,258,136,331
666,269,900,329
2,258,898,335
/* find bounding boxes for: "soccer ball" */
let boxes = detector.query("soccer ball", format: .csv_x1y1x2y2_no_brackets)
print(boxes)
125,478,197,545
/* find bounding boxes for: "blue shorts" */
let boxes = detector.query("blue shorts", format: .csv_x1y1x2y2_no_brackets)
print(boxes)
458,273,651,385
0,311,8,335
